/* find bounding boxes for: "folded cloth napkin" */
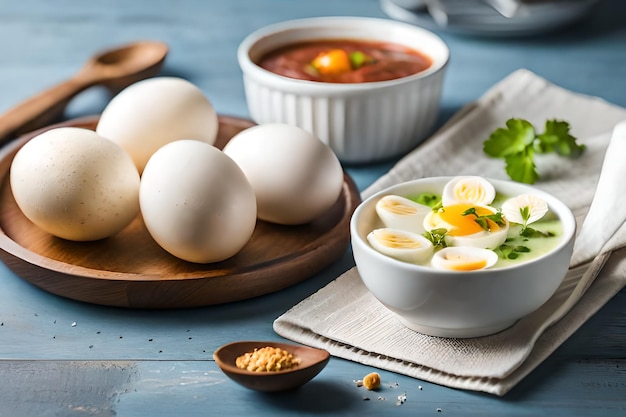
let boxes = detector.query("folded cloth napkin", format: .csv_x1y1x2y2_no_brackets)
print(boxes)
274,69,626,396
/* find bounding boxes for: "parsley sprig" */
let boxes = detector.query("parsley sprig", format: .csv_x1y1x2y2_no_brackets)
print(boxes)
483,119,586,184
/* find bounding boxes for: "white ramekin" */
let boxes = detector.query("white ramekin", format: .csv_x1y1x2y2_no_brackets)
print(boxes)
237,17,449,163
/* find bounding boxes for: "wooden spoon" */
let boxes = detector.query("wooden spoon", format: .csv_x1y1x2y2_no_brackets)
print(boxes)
0,40,169,144
213,341,330,392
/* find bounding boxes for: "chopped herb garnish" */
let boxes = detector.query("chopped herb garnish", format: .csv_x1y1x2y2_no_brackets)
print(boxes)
495,244,531,260
520,227,556,238
461,207,505,231
423,228,448,249
349,51,368,69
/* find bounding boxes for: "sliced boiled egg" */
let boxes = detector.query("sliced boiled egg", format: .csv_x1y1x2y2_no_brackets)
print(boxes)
431,247,498,272
501,194,549,227
423,203,508,249
375,195,431,234
442,176,496,207
367,228,434,264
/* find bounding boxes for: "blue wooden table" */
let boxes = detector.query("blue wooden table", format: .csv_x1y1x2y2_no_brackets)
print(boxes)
1,1,625,415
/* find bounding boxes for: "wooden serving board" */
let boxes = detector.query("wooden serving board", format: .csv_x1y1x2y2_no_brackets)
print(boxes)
0,115,360,308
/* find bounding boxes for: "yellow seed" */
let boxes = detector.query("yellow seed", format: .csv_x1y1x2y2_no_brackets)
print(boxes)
362,372,381,390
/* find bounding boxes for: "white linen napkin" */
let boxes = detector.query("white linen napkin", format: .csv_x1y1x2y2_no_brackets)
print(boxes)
274,69,626,396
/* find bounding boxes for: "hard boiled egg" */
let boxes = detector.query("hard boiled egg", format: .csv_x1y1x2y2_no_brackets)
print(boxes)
96,77,219,173
375,195,431,234
430,247,498,271
139,140,256,263
423,203,508,249
367,228,434,264
10,127,140,241
442,176,495,207
222,123,344,225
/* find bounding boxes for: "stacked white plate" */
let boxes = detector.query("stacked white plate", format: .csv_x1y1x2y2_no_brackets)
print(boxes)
380,0,600,36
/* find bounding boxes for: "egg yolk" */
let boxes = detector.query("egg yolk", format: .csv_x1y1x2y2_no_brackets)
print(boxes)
438,204,500,236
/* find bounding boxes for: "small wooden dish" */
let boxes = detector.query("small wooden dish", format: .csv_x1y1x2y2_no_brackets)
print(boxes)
213,341,330,392
0,115,360,308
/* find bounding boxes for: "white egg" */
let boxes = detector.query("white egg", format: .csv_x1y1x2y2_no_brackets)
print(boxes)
367,228,434,264
441,176,496,207
375,195,431,234
140,140,256,263
423,204,509,250
430,247,498,271
10,127,140,241
96,77,219,173
222,123,344,225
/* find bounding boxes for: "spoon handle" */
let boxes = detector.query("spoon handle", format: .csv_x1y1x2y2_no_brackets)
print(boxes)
0,77,92,144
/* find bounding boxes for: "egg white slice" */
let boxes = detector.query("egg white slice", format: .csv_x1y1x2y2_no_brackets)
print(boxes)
501,193,549,226
431,247,499,272
367,228,434,264
423,210,454,232
449,227,508,250
375,195,432,234
442,176,496,207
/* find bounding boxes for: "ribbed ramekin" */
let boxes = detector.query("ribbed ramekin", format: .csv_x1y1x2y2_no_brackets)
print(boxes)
237,16,449,163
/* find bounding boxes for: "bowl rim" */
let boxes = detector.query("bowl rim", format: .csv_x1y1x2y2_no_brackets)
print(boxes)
350,176,577,275
237,16,450,93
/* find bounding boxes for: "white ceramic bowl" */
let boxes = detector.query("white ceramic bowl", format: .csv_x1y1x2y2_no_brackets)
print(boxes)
350,177,576,338
237,17,449,163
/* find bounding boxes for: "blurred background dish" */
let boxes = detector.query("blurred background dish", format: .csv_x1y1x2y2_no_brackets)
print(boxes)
238,17,449,164
380,0,601,37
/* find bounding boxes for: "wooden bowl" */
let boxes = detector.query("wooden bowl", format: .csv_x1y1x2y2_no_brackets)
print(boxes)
0,115,360,308
213,341,330,392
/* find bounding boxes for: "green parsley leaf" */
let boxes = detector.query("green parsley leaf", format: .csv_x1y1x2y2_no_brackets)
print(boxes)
483,118,535,158
504,148,538,184
536,120,586,157
483,118,585,184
